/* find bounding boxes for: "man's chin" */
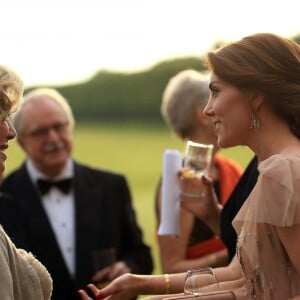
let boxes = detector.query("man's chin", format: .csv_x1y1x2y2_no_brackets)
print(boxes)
43,160,68,173
45,152,68,163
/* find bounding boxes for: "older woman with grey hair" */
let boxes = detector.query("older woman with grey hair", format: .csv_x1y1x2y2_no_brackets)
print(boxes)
155,69,242,274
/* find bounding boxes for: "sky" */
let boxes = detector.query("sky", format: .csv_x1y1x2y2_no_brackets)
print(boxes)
1,0,299,87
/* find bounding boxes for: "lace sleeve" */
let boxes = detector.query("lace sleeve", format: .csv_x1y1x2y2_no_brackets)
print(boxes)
233,154,300,230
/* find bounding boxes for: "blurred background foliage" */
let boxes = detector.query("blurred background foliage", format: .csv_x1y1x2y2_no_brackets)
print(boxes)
27,56,207,123
25,33,300,124
18,33,298,279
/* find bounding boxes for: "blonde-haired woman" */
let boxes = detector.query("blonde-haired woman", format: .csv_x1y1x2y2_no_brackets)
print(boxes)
0,65,52,299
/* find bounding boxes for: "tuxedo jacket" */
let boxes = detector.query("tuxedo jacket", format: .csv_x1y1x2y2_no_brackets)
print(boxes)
0,161,153,300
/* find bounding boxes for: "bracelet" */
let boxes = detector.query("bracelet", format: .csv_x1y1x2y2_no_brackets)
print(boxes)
164,273,170,294
208,267,218,285
180,192,205,198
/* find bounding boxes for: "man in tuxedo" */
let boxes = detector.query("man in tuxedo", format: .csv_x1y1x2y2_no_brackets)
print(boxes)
0,88,153,300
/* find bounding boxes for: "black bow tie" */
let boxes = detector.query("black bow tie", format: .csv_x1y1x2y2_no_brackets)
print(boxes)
37,178,73,195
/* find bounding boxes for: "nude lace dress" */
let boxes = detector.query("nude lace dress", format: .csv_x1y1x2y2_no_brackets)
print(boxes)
233,154,300,299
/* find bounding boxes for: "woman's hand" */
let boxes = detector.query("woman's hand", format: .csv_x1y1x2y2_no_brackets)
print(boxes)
178,170,222,234
92,261,131,283
78,273,140,300
78,284,99,300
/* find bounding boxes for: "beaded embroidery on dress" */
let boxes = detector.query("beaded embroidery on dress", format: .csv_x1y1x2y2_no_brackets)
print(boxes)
233,154,300,300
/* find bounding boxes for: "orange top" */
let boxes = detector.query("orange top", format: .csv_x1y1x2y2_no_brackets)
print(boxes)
186,154,242,259
214,154,243,205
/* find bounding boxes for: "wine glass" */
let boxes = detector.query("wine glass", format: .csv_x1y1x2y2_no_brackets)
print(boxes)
183,141,214,178
184,267,219,296
91,247,116,288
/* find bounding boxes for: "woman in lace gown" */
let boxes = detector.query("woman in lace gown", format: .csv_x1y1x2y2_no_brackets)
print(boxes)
78,33,300,300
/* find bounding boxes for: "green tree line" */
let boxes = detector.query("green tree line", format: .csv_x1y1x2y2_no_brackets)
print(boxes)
26,33,300,123
34,56,206,123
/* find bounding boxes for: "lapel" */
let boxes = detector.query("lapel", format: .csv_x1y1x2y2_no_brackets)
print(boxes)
15,164,55,236
15,161,119,285
13,164,72,279
72,162,121,284
72,162,106,281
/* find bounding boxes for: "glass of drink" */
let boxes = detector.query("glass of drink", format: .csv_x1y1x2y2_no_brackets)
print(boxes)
91,247,116,288
183,141,214,178
184,267,219,296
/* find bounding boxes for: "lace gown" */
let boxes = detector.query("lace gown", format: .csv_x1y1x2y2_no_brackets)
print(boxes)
233,154,300,299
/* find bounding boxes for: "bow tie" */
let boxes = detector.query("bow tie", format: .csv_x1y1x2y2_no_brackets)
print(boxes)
37,178,73,195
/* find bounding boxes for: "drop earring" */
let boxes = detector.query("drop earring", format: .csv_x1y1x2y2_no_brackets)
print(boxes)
250,112,260,130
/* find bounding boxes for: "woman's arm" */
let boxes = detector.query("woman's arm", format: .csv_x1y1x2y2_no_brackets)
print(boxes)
78,256,243,300
179,173,222,235
158,198,227,273
159,229,228,273
78,273,187,300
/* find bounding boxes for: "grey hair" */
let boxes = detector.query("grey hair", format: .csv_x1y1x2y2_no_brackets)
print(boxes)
13,87,75,136
161,69,209,138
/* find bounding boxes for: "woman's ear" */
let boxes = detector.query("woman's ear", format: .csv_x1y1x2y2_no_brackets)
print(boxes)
250,91,264,112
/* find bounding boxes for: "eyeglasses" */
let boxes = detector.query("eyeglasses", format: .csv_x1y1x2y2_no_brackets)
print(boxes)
24,121,70,139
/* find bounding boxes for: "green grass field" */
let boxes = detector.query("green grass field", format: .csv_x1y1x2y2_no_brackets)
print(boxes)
4,122,254,278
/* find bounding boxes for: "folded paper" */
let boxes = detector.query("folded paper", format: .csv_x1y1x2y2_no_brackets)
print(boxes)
158,149,182,237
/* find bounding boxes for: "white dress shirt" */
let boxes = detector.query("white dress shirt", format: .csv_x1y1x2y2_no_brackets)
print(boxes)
26,158,76,277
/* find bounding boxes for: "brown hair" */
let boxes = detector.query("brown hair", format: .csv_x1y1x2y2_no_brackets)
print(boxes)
206,33,300,137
